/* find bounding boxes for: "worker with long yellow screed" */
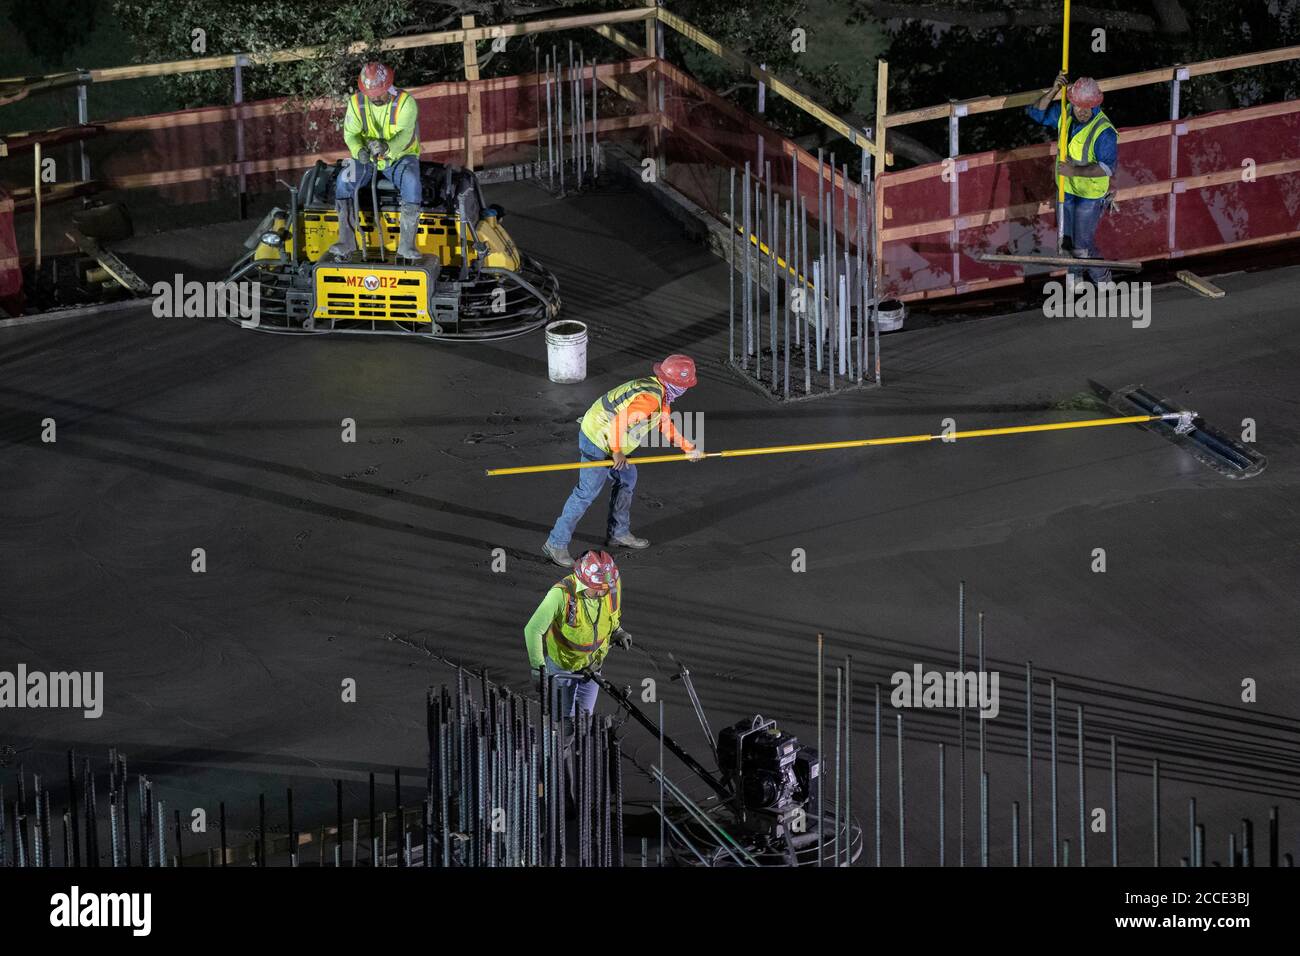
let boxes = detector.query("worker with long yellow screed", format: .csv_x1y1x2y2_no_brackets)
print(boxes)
488,411,1198,478
1028,72,1118,284
542,355,704,568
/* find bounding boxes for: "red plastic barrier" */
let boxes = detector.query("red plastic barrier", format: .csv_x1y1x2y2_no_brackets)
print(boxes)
0,188,20,304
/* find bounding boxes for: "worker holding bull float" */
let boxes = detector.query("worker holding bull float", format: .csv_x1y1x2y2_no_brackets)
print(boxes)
1028,72,1119,284
329,62,423,262
542,354,704,569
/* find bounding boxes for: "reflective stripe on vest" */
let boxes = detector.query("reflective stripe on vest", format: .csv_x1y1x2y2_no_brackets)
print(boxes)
351,91,419,167
544,576,620,670
1062,110,1114,200
579,377,665,452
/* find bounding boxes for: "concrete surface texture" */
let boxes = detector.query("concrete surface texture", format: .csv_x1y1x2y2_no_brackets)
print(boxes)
1,177,1297,865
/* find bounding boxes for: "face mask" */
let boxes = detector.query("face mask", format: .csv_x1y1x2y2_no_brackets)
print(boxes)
664,382,687,403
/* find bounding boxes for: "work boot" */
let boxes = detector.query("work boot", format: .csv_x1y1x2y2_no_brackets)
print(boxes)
396,201,422,260
607,533,650,549
327,198,358,260
543,541,574,568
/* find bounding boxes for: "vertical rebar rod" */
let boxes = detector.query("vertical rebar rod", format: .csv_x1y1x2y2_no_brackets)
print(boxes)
729,167,735,364
1189,797,1197,867
897,713,906,866
63,810,70,866
844,654,852,867
784,197,791,399
256,791,264,868
67,751,81,867
817,633,824,867
368,772,376,867
1195,822,1205,868
1110,736,1119,866
1152,759,1160,866
874,683,881,867
755,179,763,379
801,198,810,393
545,54,553,189
1077,704,1087,867
769,161,778,391
156,799,165,868
1269,806,1278,867
958,581,966,868
658,700,664,866
1026,661,1034,867
834,665,842,865
1050,678,1059,867
742,162,751,369
219,801,226,867
938,742,945,866
110,792,120,867
1012,801,1021,867
978,610,986,867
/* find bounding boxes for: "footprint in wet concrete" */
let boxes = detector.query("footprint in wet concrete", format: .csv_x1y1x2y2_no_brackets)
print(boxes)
294,530,311,550
463,431,518,444
640,495,664,509
342,464,380,478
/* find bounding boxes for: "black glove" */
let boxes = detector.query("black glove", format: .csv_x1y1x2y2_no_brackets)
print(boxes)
613,628,633,650
356,147,372,166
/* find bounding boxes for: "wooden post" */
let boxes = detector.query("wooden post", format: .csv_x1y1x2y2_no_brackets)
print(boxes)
874,60,888,178
33,141,42,270
462,15,482,169
644,0,663,176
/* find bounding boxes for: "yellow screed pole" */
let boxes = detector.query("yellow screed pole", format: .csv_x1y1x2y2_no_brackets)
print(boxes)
1057,0,1071,205
484,414,1168,476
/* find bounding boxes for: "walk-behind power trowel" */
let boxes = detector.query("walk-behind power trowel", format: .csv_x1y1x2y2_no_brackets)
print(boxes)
576,655,863,867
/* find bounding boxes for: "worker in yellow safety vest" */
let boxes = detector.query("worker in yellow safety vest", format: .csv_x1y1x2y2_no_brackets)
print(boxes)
543,355,704,568
1028,73,1120,283
328,62,424,261
524,549,632,718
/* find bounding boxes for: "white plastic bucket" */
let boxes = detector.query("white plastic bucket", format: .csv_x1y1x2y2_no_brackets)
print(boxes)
545,320,588,383
875,299,906,332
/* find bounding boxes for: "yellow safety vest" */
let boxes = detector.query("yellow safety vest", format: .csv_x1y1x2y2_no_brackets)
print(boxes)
544,575,622,672
579,376,666,453
1061,110,1115,200
348,90,421,170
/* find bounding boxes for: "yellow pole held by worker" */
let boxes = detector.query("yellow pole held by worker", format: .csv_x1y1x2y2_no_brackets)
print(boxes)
484,414,1165,477
1057,0,1071,211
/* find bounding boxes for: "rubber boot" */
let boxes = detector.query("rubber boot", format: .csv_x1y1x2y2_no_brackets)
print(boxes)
328,198,358,260
396,201,422,260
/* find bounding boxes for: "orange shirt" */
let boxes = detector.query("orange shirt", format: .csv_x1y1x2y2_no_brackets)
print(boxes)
609,394,695,454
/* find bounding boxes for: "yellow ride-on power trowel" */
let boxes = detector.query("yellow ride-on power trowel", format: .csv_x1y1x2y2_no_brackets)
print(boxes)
227,159,560,340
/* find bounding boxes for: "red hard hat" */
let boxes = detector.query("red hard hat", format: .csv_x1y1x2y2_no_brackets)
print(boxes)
1067,77,1103,109
358,62,395,99
653,353,697,389
575,550,619,590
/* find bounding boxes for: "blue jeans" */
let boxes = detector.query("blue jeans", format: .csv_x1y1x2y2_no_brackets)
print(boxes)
546,658,600,716
335,154,422,204
546,432,636,550
1061,194,1111,282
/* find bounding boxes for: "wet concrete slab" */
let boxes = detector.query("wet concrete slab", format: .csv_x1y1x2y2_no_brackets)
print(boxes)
1,177,1297,863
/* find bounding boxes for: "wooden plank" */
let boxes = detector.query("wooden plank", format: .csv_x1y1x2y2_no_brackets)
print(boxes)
875,60,889,175
1176,270,1226,298
886,43,1300,131
592,24,646,59
977,252,1143,271
0,9,650,87
656,7,874,153
66,231,150,295
462,15,482,169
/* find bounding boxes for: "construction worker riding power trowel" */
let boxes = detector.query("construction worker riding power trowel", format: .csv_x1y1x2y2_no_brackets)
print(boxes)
329,62,423,261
